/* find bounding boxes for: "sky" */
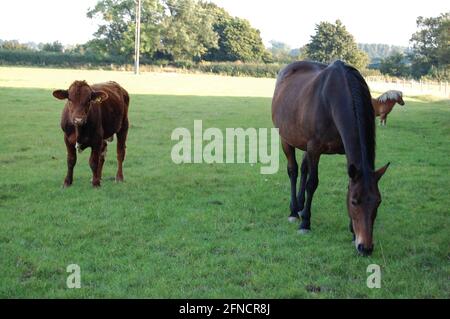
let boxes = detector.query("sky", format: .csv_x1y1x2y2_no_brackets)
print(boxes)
0,0,448,48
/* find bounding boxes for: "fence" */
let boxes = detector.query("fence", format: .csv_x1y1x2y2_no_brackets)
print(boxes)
366,76,449,99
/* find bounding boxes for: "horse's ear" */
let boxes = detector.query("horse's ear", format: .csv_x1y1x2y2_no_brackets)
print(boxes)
348,164,361,181
53,90,68,100
375,162,390,182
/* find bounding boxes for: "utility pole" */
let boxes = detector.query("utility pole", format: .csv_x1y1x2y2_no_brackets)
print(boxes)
134,0,142,75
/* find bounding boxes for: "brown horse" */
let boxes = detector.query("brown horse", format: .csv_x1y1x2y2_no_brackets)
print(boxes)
372,90,405,126
53,81,130,188
272,60,390,256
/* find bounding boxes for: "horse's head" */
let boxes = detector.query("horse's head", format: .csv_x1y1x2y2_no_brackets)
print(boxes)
379,90,405,107
347,162,390,256
396,92,405,106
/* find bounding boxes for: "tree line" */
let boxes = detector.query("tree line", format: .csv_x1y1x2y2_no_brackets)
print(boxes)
0,0,447,80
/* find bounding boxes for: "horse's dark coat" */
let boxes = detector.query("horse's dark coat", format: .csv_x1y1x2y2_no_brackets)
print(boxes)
272,60,389,255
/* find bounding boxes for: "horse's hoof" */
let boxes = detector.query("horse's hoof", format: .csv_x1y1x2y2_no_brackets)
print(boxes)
288,216,299,223
298,228,310,235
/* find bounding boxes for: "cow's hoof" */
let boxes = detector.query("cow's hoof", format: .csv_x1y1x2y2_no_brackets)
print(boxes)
298,228,311,235
62,183,72,188
92,181,101,188
288,216,299,223
115,175,124,182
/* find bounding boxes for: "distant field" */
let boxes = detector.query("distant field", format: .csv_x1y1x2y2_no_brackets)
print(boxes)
0,67,449,298
0,66,275,97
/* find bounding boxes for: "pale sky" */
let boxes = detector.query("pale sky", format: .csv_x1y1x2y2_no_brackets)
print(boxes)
0,0,448,48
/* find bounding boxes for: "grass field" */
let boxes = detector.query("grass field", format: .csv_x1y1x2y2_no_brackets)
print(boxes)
0,67,449,298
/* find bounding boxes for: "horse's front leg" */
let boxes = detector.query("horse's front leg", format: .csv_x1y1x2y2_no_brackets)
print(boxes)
380,113,387,126
299,149,320,233
282,141,300,222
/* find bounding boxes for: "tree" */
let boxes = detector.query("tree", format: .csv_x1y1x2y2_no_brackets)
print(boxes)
379,52,409,77
409,12,449,79
201,2,270,63
304,20,369,69
41,41,64,52
161,0,218,61
87,0,165,60
0,40,29,51
268,41,295,63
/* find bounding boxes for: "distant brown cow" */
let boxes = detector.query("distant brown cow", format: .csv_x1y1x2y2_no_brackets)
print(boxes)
53,81,130,187
371,90,405,126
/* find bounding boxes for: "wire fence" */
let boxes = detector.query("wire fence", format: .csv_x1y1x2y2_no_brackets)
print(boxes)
366,76,449,98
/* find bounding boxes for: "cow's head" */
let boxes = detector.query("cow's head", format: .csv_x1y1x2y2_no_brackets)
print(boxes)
53,81,108,127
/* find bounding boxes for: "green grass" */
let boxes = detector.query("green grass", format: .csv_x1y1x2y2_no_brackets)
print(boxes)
0,68,449,298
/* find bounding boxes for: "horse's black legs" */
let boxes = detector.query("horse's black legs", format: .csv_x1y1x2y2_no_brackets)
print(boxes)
299,150,320,232
297,153,308,212
282,141,300,221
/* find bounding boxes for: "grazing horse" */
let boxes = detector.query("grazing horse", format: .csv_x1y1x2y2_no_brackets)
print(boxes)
272,60,390,256
372,90,405,126
53,81,130,188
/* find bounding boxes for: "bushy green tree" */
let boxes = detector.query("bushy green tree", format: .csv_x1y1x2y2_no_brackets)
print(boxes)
201,2,270,62
268,41,295,63
304,20,369,69
409,12,449,79
161,0,218,61
379,52,409,77
41,41,64,52
0,40,29,51
87,0,165,60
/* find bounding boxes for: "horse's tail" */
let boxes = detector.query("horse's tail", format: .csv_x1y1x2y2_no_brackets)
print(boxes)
334,60,375,172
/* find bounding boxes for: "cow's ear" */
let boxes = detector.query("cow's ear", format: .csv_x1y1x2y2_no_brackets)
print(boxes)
91,90,108,102
53,90,68,100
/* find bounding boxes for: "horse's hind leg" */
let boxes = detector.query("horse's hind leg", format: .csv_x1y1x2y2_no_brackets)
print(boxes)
282,141,300,222
299,148,320,233
297,153,308,212
116,118,129,182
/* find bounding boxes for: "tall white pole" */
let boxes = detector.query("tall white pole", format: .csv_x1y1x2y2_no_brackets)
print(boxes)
134,0,142,75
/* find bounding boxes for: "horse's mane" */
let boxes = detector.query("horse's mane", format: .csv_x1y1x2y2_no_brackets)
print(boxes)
377,90,402,103
334,61,375,173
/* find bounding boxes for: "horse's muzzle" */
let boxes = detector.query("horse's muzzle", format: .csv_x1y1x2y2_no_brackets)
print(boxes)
357,244,374,256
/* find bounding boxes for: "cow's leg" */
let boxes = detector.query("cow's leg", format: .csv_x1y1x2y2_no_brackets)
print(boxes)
89,146,102,187
98,141,107,181
63,134,77,188
116,119,129,182
281,140,300,222
299,146,320,233
297,153,308,213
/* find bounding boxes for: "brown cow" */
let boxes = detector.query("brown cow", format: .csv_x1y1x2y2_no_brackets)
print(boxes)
371,90,405,126
53,81,130,188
